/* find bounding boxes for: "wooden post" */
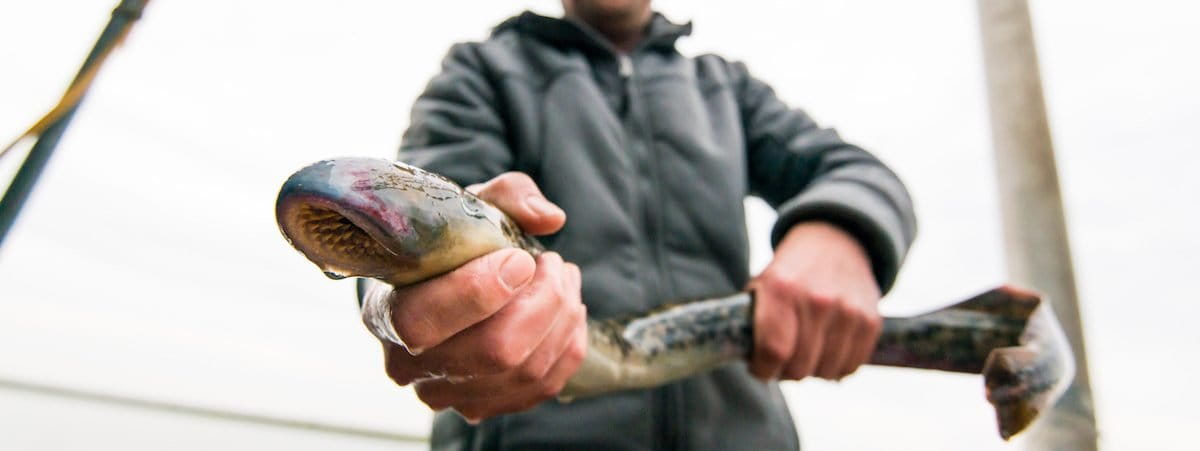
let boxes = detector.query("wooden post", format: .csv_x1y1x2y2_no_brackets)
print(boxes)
975,0,1098,449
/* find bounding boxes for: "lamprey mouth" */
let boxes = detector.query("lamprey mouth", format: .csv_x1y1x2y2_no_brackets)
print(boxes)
277,196,408,280
295,203,394,267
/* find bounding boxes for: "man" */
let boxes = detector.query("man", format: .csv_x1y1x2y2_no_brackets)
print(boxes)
359,1,917,449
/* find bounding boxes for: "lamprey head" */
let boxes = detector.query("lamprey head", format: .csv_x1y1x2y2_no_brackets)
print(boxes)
275,158,513,286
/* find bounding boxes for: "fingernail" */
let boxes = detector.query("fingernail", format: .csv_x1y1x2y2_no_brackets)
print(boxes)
464,416,481,425
525,195,563,218
498,251,533,291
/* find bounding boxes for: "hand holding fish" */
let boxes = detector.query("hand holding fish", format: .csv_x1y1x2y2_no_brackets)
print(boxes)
748,221,883,382
361,172,588,422
277,158,1075,439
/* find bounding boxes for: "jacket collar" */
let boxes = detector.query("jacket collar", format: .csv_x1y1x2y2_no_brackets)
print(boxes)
495,10,692,55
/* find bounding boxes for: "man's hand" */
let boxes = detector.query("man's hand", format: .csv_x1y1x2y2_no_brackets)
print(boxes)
747,221,882,381
362,172,588,422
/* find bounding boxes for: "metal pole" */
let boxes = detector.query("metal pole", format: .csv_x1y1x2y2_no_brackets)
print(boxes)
975,0,1098,449
0,0,149,249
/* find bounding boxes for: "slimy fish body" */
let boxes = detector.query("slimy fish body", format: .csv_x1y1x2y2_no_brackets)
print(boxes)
275,157,752,398
275,157,1073,439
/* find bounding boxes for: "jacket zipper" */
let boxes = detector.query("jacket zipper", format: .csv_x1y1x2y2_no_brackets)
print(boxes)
619,54,634,78
621,51,683,451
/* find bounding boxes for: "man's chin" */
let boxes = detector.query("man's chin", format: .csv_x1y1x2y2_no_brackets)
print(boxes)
569,0,651,23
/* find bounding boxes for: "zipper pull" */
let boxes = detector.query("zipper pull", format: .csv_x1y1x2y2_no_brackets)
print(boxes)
618,54,633,77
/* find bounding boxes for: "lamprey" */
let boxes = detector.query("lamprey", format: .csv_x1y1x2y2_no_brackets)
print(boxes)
275,158,1074,439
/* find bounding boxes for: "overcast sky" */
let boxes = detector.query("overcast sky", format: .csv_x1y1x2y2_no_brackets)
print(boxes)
1,1,1197,450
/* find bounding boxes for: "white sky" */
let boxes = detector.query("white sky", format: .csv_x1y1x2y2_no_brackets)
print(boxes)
0,1,1197,449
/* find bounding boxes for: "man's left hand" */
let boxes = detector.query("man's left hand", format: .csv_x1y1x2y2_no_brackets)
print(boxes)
747,221,882,381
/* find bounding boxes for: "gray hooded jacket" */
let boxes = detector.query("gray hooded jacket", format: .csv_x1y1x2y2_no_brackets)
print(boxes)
387,11,917,450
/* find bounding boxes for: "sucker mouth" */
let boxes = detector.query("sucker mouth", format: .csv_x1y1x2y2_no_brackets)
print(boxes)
280,198,402,277
299,204,393,260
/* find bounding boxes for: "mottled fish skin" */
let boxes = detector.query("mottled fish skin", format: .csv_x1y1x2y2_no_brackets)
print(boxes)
563,293,753,398
275,158,1073,440
871,294,1031,374
868,287,1074,439
275,158,749,397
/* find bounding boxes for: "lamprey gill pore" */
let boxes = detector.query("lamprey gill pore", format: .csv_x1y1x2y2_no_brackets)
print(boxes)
274,157,1074,439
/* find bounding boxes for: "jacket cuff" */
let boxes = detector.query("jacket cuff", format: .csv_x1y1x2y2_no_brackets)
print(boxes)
769,180,911,293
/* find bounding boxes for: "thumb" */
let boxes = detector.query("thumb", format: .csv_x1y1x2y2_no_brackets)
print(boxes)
468,172,565,235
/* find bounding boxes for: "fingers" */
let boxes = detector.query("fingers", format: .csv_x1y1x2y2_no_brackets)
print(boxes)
751,269,881,382
748,222,885,383
748,279,798,380
410,253,568,377
808,290,883,380
781,295,823,380
386,248,535,355
429,314,588,422
777,282,828,381
407,257,588,422
383,251,585,401
413,302,585,408
467,172,565,235
845,311,883,376
811,294,854,380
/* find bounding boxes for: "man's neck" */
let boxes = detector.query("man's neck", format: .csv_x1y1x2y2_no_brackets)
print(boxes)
568,13,651,53
600,27,644,53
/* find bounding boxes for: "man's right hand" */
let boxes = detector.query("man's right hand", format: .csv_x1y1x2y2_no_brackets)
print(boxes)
360,172,588,423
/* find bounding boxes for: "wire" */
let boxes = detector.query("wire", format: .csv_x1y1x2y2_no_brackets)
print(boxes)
0,375,429,444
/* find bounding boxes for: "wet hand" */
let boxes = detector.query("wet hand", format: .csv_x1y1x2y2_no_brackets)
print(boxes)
747,221,882,381
362,172,588,422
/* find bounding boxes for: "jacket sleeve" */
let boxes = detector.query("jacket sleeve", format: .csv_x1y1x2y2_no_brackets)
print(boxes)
731,61,917,293
397,43,514,186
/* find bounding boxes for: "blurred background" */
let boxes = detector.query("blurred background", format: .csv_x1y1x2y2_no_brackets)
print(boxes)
1,1,1196,449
